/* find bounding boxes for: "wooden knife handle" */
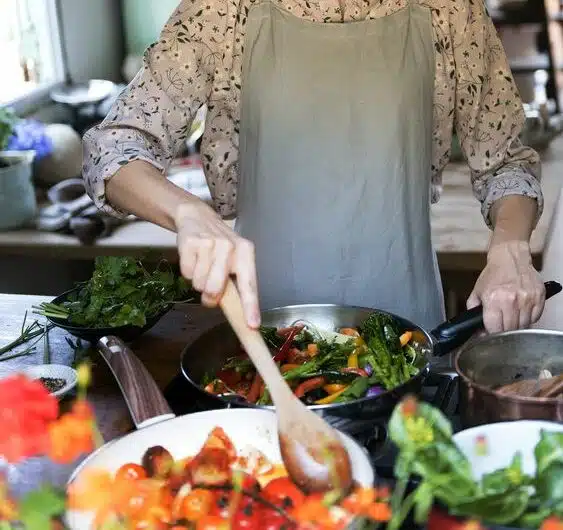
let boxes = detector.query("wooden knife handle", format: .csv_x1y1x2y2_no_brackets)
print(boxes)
97,336,174,429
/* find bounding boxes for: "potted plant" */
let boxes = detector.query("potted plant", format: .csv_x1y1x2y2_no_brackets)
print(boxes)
0,108,52,230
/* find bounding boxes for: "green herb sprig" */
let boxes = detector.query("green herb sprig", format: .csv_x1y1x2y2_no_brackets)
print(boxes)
0,312,53,362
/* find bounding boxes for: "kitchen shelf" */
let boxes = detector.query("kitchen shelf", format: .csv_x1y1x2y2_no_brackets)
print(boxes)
488,0,563,113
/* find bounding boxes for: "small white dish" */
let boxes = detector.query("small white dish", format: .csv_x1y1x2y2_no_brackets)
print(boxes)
22,364,78,399
453,420,563,480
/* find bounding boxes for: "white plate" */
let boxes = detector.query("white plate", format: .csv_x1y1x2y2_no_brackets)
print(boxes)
22,364,78,399
65,408,374,529
453,420,563,480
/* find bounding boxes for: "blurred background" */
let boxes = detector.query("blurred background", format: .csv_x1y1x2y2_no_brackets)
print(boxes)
0,0,562,328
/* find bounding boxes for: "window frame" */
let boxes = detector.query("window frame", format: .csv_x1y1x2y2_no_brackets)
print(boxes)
1,0,66,114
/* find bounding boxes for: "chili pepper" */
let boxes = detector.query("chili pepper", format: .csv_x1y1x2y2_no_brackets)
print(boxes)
341,367,369,377
280,363,301,374
347,349,359,368
272,328,299,363
314,385,350,404
246,374,263,403
399,331,412,347
294,377,326,398
323,384,348,394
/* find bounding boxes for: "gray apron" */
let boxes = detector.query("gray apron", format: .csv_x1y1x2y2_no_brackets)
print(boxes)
236,0,445,330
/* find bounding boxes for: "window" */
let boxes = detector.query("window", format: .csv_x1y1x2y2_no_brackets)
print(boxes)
0,0,65,108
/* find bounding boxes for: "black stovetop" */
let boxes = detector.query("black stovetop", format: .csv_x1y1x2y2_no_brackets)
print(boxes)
163,370,461,479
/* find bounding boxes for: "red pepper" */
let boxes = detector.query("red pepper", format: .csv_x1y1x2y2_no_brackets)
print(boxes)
341,367,369,377
294,377,326,398
272,327,300,363
246,374,263,403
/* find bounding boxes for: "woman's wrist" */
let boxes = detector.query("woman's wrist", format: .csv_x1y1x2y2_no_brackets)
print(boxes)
487,240,532,265
173,194,214,230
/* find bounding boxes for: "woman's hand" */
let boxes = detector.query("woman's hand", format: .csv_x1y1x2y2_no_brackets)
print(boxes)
175,200,261,328
467,241,545,333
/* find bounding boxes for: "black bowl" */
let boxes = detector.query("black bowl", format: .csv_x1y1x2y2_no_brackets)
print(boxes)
45,288,173,343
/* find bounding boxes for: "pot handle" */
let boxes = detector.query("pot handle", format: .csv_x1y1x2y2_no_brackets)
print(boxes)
431,281,562,357
97,336,175,429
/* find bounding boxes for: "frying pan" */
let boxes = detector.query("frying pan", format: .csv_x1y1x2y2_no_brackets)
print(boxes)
180,281,562,419
65,336,374,529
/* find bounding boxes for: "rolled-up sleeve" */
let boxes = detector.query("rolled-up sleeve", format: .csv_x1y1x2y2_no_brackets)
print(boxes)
82,0,224,217
451,0,543,229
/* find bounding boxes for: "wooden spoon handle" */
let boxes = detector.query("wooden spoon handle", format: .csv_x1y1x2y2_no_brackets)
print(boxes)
534,374,563,398
219,279,293,402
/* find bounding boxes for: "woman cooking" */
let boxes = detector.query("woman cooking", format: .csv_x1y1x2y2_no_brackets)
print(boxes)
83,0,546,334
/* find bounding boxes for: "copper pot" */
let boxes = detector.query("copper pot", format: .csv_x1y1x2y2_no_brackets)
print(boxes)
455,329,563,427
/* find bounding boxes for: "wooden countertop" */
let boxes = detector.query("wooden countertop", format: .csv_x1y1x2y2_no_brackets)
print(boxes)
1,136,562,271
1,293,224,497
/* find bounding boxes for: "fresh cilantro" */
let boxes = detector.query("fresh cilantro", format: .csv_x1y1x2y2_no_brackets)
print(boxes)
39,257,194,328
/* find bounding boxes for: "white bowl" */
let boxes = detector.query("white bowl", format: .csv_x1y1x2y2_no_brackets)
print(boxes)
22,364,77,399
453,420,563,480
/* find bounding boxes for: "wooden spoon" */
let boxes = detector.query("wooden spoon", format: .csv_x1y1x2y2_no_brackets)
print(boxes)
497,373,563,398
219,279,353,494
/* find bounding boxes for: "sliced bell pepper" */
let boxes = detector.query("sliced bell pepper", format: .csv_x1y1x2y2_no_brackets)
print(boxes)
399,331,412,347
323,384,348,394
294,377,326,398
347,349,359,368
314,385,350,404
280,363,301,374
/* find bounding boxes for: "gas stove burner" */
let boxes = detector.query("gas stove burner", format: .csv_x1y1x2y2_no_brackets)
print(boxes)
361,423,389,461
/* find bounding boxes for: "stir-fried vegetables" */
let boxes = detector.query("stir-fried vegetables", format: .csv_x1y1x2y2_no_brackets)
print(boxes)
69,426,393,529
203,312,424,406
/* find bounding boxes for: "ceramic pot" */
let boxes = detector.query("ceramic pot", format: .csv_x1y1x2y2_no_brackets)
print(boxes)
0,150,37,229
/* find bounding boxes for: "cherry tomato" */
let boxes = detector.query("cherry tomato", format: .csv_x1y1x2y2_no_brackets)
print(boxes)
181,488,215,521
115,463,147,483
209,490,231,518
263,477,306,511
232,494,261,529
260,506,296,530
196,515,230,530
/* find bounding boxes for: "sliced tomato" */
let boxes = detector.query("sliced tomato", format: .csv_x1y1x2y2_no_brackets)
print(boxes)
260,506,296,530
209,490,231,518
231,494,261,529
262,477,306,511
196,514,230,530
238,472,261,494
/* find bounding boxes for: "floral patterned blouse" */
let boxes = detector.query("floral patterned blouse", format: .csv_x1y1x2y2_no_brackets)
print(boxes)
82,0,543,228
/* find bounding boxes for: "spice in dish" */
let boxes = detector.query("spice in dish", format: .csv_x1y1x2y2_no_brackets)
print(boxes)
39,377,66,393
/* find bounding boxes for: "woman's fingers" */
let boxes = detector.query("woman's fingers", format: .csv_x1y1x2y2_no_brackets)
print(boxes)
202,238,235,305
191,239,215,292
178,232,260,326
233,239,261,328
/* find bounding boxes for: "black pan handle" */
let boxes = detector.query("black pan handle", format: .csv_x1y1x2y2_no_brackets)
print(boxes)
431,281,562,357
